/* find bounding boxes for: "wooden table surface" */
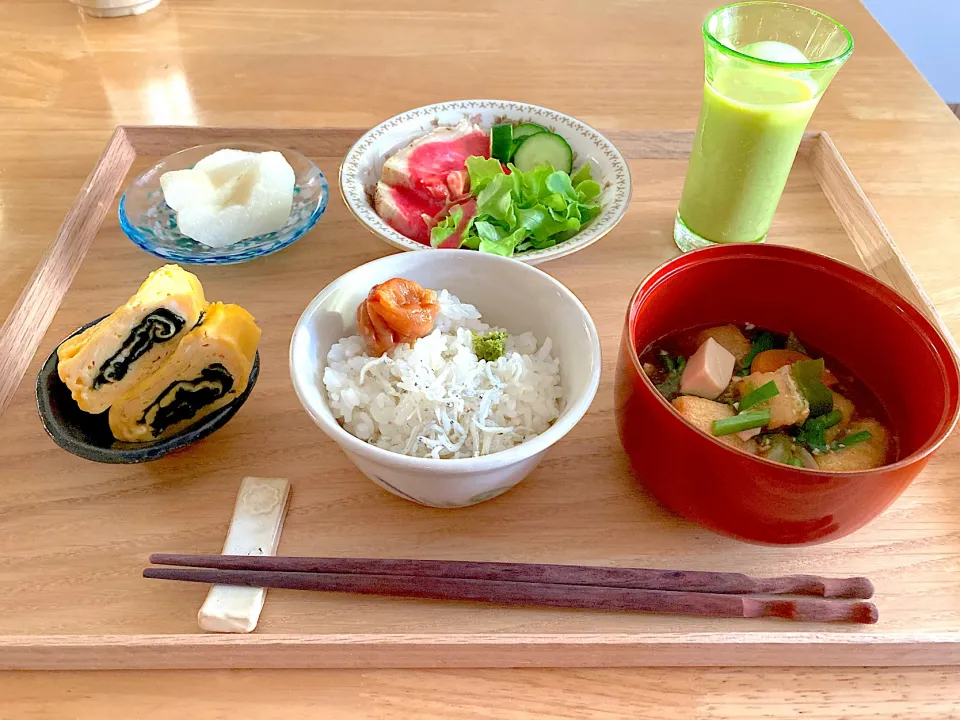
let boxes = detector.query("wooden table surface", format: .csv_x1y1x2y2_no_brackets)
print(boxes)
2,0,959,716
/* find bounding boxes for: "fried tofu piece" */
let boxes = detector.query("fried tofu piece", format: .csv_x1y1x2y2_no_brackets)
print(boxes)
815,419,889,472
825,391,855,443
738,365,810,430
696,325,752,365
672,395,745,449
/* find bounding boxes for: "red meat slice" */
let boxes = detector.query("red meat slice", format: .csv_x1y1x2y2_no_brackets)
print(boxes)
375,183,445,244
375,122,488,246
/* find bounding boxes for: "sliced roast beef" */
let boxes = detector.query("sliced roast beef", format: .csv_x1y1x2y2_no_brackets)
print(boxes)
374,182,445,244
374,121,488,245
380,121,488,195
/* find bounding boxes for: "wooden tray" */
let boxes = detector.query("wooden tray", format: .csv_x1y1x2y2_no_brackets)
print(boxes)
1,127,958,670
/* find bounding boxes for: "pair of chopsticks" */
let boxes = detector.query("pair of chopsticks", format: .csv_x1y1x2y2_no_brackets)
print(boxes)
145,554,878,624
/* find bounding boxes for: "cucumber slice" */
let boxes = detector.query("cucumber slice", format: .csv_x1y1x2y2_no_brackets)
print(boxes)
512,132,573,173
509,124,548,160
490,124,513,163
512,122,547,140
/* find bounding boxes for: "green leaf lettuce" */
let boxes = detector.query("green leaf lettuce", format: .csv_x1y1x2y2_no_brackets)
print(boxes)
454,156,601,257
429,205,464,248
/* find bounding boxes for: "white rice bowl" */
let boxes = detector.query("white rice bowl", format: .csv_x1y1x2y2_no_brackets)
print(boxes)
322,290,564,459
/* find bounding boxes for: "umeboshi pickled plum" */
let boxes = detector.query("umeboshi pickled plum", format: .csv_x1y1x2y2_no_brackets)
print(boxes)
357,278,440,356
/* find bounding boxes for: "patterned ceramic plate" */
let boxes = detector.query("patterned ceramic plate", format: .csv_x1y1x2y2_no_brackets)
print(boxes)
119,142,328,265
340,99,631,265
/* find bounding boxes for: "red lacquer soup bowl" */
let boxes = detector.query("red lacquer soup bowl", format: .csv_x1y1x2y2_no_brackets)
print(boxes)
614,244,960,545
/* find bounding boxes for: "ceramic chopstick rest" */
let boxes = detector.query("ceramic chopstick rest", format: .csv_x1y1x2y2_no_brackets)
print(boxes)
198,477,291,633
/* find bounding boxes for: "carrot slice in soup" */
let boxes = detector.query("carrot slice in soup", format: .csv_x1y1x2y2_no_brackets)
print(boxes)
751,349,837,386
751,349,809,374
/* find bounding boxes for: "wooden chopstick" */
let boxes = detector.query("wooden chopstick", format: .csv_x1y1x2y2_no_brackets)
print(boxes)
143,566,878,624
149,553,874,599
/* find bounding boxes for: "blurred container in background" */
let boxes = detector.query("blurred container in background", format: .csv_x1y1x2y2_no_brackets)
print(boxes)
70,0,162,17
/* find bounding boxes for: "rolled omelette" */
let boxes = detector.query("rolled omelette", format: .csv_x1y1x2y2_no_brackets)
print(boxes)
108,302,261,442
57,265,207,414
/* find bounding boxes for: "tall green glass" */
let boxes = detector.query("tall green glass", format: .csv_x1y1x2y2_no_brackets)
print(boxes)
674,2,853,251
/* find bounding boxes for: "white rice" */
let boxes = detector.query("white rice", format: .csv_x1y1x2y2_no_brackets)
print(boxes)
322,290,563,459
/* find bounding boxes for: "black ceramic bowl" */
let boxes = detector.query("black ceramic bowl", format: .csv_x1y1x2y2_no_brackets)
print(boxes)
36,316,259,464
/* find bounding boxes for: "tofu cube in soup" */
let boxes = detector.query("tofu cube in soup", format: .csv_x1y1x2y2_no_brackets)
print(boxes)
680,338,736,400
672,396,747,449
696,325,752,364
739,366,810,429
816,419,889,471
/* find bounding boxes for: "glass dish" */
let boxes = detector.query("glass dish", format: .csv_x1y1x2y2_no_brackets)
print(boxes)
118,142,328,265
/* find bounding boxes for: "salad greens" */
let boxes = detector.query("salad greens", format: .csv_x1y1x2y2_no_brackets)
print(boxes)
429,205,465,249
429,156,602,257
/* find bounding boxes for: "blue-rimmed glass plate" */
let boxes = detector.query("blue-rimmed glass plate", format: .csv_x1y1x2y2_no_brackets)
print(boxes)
119,142,328,265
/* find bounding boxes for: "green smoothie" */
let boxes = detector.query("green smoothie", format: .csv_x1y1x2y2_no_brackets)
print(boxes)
677,66,819,244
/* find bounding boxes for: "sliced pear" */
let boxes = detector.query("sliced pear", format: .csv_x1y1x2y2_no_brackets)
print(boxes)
159,168,216,211
160,149,296,248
